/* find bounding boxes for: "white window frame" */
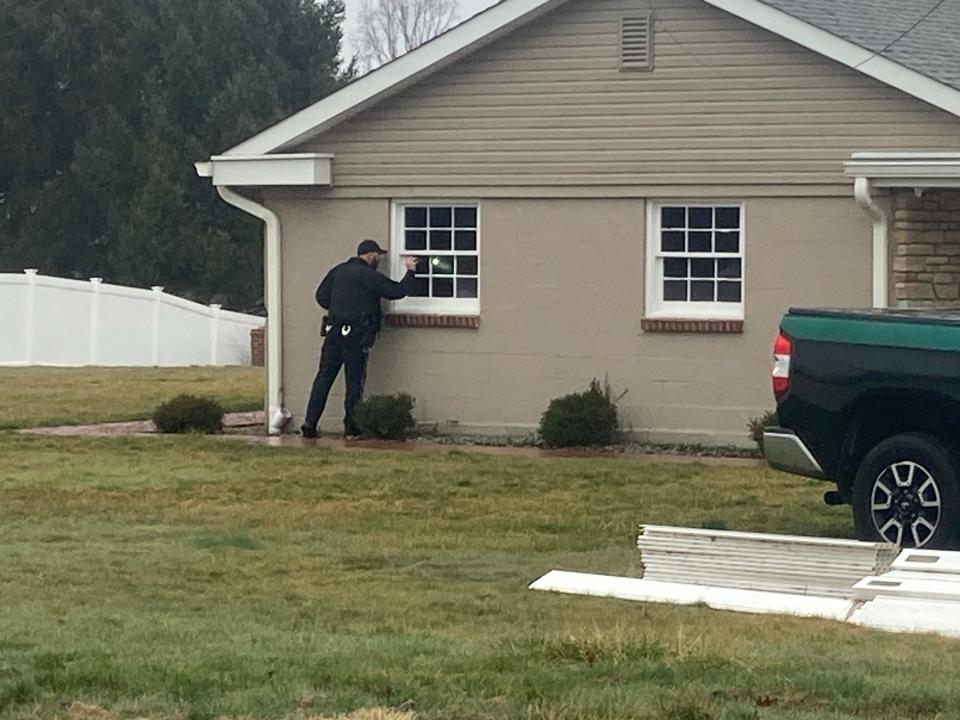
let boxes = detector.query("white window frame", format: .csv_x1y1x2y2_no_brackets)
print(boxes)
390,201,481,316
644,201,745,320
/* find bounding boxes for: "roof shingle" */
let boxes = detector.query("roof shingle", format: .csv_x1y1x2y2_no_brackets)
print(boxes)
757,0,960,91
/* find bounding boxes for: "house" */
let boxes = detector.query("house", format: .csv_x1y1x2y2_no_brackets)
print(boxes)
196,0,960,445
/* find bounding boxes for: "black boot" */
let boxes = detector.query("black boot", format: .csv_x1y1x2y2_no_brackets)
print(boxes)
300,424,318,439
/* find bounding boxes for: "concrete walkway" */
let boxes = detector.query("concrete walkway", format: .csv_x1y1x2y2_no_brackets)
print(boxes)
20,414,763,467
20,411,266,437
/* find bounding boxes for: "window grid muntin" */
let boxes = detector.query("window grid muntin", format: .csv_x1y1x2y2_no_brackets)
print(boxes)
657,205,743,305
398,203,480,304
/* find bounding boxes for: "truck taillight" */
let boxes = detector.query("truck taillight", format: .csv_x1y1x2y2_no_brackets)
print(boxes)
773,333,791,401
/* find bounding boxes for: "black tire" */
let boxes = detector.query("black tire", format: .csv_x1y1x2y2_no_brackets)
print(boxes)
852,433,960,549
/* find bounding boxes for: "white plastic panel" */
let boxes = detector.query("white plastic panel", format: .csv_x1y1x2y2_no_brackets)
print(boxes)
97,289,155,366
529,571,854,620
0,278,25,363
892,549,960,575
849,598,960,637
0,273,264,367
853,575,960,602
638,524,896,598
157,301,210,367
32,282,92,365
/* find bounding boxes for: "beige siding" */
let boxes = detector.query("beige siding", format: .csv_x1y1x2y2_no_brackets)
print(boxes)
272,193,871,444
300,0,960,190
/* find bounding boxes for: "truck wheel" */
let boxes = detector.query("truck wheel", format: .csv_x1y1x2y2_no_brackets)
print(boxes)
852,434,960,549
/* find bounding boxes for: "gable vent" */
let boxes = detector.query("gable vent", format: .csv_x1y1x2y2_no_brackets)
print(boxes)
620,14,654,71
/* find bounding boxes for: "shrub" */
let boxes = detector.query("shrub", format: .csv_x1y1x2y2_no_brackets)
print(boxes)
153,394,224,434
748,410,779,454
539,379,619,448
353,393,416,440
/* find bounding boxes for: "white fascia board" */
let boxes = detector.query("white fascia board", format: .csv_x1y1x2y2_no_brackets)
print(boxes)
701,0,960,119
529,571,854,620
845,153,960,186
223,0,569,156
200,153,334,187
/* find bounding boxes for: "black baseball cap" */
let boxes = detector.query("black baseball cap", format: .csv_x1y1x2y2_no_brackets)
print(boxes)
357,239,387,256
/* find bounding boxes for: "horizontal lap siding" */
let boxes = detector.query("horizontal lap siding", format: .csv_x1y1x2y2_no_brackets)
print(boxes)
301,0,960,188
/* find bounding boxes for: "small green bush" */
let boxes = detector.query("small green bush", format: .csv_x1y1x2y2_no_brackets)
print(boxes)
748,410,779,454
153,394,224,434
353,393,415,440
539,379,619,448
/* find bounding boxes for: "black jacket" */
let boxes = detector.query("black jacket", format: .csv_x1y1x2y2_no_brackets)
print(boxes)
315,257,416,324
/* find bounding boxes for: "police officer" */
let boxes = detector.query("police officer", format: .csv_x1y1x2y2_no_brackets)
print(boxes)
301,239,418,438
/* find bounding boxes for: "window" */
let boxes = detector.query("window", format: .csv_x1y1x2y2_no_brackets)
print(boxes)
645,203,744,319
392,202,480,314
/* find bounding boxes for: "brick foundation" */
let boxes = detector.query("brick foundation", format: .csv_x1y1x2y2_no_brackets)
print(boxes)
250,326,265,367
641,318,743,334
893,189,960,307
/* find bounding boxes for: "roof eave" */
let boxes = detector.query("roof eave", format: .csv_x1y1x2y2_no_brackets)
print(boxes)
196,154,335,187
218,0,960,162
700,0,960,119
845,152,960,188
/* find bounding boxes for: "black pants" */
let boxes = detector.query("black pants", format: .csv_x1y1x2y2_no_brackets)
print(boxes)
303,326,370,435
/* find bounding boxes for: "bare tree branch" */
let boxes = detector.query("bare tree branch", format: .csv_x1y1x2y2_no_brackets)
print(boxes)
354,0,460,72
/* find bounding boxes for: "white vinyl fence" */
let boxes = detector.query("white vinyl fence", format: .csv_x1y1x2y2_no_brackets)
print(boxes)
0,270,265,367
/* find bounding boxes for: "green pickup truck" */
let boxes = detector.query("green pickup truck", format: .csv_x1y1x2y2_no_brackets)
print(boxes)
764,308,960,549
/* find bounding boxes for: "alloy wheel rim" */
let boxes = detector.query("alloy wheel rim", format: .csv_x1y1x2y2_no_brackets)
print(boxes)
870,461,942,547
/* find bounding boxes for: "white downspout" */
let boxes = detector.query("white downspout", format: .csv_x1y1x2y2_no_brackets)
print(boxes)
216,186,290,434
853,177,889,309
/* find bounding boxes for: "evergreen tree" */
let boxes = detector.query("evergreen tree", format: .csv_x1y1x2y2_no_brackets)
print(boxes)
0,0,350,309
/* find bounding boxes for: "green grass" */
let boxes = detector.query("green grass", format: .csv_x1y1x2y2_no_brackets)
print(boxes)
2,433,960,720
0,367,264,429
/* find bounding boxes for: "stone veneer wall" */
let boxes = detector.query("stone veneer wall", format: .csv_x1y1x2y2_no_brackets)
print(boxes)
893,189,960,307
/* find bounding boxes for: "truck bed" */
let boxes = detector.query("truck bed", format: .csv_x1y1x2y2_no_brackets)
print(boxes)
790,307,960,326
782,308,960,353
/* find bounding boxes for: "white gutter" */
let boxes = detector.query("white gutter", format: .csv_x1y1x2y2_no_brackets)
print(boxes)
214,184,289,434
853,177,889,309
195,154,334,434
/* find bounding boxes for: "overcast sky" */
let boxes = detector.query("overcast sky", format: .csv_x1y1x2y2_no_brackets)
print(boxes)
343,0,501,56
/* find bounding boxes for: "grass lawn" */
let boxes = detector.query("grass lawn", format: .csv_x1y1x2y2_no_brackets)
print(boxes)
0,367,264,430
3,434,960,720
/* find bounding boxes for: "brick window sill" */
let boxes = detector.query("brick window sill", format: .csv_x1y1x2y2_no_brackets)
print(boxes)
642,318,744,334
385,314,481,329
